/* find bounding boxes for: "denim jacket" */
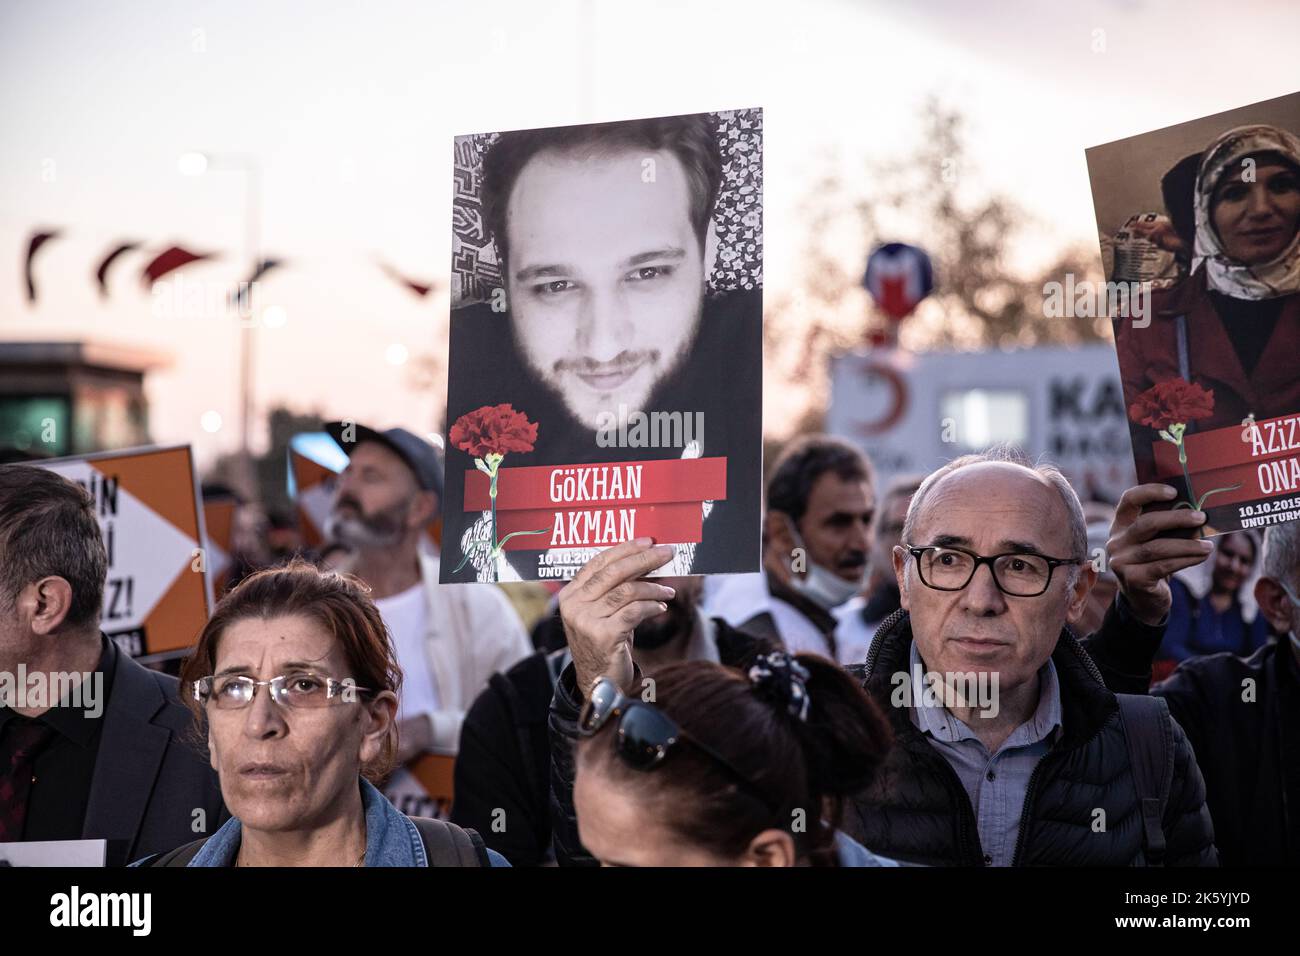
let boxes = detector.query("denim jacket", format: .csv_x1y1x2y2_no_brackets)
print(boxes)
181,777,508,867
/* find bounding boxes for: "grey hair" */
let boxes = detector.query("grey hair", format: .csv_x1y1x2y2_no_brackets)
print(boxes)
1262,522,1300,592
900,444,1089,585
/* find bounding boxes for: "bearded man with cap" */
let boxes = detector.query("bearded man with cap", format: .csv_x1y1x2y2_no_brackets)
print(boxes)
322,422,530,769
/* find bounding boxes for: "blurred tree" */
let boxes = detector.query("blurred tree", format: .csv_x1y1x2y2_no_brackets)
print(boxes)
765,98,1106,434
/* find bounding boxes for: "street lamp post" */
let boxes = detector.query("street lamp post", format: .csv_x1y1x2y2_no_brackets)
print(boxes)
179,151,261,493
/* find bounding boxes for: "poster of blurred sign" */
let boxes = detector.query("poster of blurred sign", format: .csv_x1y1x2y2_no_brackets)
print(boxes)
828,346,1136,504
441,108,764,583
1087,90,1300,534
287,432,346,548
34,444,210,658
201,493,237,595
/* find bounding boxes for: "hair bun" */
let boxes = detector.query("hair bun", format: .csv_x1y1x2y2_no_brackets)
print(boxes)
747,652,811,722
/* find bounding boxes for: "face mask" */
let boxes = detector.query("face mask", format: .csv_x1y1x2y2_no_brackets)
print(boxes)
783,515,869,610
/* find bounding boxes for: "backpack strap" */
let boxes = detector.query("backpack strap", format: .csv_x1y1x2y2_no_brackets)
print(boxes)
141,837,209,867
1116,694,1176,866
411,816,490,867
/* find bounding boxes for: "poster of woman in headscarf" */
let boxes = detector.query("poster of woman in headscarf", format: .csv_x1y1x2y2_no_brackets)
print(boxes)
441,109,763,583
1087,91,1300,536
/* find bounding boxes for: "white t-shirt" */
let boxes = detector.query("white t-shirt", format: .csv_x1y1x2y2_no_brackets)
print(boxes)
375,582,439,721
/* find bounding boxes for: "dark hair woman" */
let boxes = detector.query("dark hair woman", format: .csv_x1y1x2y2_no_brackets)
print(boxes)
137,560,505,866
572,651,897,866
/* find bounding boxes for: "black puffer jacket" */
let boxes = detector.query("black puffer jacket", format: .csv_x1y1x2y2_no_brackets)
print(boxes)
1085,619,1299,866
843,608,1218,866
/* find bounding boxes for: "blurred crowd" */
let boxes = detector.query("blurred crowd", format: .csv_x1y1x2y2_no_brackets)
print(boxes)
0,425,1296,867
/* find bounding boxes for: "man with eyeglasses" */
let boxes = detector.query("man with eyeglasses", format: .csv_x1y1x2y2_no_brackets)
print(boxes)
1087,512,1300,866
549,446,1219,866
835,449,1217,866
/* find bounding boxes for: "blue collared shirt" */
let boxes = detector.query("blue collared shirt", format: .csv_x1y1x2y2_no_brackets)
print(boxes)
908,642,1062,867
171,777,508,867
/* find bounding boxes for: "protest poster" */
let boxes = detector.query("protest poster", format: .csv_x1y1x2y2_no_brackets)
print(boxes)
442,108,764,583
201,492,237,595
34,444,210,657
287,432,347,548
1087,91,1300,535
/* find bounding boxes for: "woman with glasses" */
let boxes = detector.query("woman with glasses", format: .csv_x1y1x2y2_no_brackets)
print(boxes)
571,650,897,867
136,560,506,866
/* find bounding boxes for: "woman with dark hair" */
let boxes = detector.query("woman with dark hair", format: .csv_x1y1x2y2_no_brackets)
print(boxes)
1158,530,1271,674
1116,124,1300,481
136,560,505,866
572,650,897,866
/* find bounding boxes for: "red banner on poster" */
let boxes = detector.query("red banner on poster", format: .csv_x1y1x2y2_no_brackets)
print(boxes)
460,457,727,550
1152,413,1300,478
488,502,705,551
463,457,728,511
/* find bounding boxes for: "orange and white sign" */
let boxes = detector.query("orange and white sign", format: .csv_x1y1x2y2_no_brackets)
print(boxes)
290,446,339,548
35,445,211,658
202,495,238,595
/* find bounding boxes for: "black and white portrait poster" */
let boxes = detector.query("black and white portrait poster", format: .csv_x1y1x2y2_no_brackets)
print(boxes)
442,108,764,583
1087,91,1300,535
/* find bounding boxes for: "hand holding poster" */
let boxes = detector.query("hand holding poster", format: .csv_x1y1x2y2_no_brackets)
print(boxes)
442,109,764,582
1087,91,1300,535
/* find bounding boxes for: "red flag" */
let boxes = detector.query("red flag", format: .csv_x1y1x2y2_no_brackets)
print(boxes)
141,245,216,287
94,241,141,298
379,262,436,298
228,258,283,310
25,230,62,303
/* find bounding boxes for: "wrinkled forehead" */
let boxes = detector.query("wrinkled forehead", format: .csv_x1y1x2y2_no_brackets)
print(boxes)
910,463,1075,555
505,147,698,265
213,614,346,677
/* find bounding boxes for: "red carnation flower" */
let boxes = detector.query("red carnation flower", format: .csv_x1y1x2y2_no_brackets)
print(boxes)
1128,379,1216,431
450,404,538,458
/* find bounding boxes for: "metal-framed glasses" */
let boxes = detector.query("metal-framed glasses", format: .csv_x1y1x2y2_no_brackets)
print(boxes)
904,543,1084,597
193,672,371,710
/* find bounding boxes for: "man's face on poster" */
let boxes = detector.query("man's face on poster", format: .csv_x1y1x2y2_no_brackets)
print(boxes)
504,147,709,431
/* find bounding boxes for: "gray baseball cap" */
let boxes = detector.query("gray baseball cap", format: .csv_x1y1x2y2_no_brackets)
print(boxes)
324,421,444,500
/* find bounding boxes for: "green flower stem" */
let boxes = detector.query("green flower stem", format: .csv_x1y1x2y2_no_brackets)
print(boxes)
1175,439,1200,517
489,471,498,559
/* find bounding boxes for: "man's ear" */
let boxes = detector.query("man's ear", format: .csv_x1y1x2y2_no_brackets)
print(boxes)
765,511,796,560
742,828,797,867
703,219,720,286
23,576,76,636
892,546,911,610
1255,577,1296,634
409,490,439,528
1065,565,1098,625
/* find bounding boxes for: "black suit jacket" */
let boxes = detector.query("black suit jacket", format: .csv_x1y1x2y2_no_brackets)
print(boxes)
87,637,227,865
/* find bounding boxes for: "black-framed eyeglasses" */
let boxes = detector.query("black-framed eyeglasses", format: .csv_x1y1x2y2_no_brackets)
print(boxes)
193,672,372,710
903,543,1084,598
578,677,780,812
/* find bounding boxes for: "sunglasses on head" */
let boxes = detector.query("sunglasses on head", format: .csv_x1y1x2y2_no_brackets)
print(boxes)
578,676,782,812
